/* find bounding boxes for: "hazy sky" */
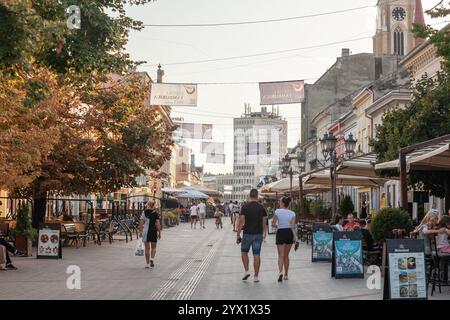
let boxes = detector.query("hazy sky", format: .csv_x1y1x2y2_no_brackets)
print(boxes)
124,0,448,174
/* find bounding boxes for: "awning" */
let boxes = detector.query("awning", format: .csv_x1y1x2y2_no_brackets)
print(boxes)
305,171,387,187
259,175,330,194
375,139,450,172
336,153,380,178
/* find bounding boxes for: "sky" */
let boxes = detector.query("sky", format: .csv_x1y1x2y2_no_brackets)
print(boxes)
123,0,448,174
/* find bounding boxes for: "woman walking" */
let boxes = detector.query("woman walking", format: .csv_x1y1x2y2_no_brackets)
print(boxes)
139,200,161,269
272,197,298,282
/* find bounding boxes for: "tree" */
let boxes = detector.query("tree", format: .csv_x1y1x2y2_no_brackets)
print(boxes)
339,195,354,216
0,1,174,227
371,4,450,211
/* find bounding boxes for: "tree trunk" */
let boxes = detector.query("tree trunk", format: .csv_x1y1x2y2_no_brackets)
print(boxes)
444,172,450,214
32,195,47,229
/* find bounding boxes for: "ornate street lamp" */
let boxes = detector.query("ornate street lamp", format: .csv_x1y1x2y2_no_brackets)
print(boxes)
344,132,357,157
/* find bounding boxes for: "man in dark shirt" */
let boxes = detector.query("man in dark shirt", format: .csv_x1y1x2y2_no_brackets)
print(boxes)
236,189,268,283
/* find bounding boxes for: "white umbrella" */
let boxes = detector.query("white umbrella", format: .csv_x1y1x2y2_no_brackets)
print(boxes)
175,190,209,199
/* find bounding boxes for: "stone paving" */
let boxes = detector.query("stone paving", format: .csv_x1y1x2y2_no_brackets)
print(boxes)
1,219,449,300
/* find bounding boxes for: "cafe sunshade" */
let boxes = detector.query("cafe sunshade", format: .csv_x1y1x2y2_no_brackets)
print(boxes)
336,153,383,178
305,171,387,187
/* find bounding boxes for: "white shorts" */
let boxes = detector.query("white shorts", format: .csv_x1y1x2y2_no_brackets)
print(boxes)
199,213,206,219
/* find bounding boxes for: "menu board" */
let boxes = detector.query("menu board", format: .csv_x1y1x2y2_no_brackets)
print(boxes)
312,223,333,262
332,231,364,279
37,223,61,259
385,239,427,300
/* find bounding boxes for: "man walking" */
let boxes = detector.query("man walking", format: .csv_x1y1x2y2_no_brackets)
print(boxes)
197,200,207,229
236,189,267,283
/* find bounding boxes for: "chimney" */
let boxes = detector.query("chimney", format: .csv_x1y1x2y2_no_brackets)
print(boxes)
157,64,164,83
414,0,426,47
341,48,350,57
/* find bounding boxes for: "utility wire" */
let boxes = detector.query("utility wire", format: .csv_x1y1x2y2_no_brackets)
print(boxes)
142,5,375,27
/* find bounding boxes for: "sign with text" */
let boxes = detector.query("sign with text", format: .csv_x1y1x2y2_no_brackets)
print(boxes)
384,239,427,300
332,231,364,279
259,80,304,105
150,83,197,106
312,223,333,262
37,223,61,259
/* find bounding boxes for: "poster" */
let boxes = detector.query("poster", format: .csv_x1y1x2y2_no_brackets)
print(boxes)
37,223,61,259
150,83,197,106
259,80,304,105
312,232,333,262
332,231,364,279
385,239,427,300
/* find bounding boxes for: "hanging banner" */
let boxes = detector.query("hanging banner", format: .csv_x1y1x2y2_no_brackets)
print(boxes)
175,123,213,140
150,83,197,106
206,153,225,164
201,142,224,154
383,239,427,300
259,80,304,105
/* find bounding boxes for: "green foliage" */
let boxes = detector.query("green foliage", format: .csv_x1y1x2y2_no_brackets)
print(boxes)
339,195,354,215
15,202,38,240
370,208,413,242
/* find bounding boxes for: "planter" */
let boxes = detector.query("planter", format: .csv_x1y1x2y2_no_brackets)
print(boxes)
15,234,32,256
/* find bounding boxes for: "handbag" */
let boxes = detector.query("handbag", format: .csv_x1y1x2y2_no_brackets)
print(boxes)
135,241,144,256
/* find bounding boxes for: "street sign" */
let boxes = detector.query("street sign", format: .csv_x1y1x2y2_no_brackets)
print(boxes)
312,223,333,262
331,231,364,279
383,239,427,300
37,223,61,259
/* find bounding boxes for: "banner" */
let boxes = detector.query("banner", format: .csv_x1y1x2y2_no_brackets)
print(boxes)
384,239,427,300
206,153,225,164
150,83,197,106
259,80,304,105
332,231,364,279
201,142,224,154
246,142,271,155
175,123,213,140
312,223,333,262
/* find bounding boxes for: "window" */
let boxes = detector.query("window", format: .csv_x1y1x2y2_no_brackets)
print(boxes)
394,27,404,56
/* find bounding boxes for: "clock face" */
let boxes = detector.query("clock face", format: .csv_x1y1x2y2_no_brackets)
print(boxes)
392,7,406,21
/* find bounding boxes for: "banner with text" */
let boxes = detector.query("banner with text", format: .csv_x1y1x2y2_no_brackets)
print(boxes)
150,83,197,106
259,80,304,105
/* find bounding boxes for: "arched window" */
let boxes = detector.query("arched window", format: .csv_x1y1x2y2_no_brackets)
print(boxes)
393,27,404,55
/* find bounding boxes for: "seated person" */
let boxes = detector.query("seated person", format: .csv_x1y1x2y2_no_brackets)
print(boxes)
359,220,377,251
0,236,26,270
343,213,361,231
436,215,450,254
333,215,344,231
411,211,440,254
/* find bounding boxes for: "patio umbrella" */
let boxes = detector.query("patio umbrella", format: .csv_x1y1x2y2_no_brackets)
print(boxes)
175,190,209,199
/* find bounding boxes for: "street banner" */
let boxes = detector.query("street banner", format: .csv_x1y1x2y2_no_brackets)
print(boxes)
206,153,225,164
383,239,427,300
37,223,61,259
150,83,197,106
259,80,305,105
331,231,364,279
175,123,213,140
312,223,333,262
201,142,224,154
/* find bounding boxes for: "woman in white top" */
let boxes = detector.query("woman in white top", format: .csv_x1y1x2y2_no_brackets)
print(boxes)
272,197,298,282
334,215,344,231
190,202,199,229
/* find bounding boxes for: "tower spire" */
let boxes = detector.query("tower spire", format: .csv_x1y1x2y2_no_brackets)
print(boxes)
414,0,426,47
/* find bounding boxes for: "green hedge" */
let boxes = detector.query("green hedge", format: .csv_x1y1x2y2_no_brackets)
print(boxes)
370,208,413,242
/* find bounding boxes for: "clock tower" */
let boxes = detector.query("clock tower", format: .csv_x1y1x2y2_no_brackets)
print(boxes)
373,0,425,57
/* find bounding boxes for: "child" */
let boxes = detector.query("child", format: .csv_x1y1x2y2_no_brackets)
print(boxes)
214,206,223,229
436,215,450,254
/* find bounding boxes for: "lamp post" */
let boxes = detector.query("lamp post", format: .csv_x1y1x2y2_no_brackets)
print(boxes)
319,132,357,220
280,149,306,208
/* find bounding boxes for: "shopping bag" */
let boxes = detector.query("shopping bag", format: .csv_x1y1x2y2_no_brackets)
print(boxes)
135,241,144,256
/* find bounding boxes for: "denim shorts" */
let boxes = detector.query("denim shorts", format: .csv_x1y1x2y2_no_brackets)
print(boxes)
241,233,263,256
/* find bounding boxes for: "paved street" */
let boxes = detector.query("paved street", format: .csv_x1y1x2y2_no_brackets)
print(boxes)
1,219,449,300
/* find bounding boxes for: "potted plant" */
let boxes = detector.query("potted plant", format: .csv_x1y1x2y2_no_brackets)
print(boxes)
339,195,355,216
370,208,413,276
14,203,37,256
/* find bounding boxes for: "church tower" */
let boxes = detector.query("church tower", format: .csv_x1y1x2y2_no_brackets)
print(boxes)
373,0,425,57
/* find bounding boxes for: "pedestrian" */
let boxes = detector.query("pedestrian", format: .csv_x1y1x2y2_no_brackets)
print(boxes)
229,201,235,226
139,200,161,269
360,201,367,220
334,215,344,231
0,237,25,270
190,201,199,229
233,201,240,232
214,206,223,229
236,189,268,283
197,200,207,229
272,197,298,282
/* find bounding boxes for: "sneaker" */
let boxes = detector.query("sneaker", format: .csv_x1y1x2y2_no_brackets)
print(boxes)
145,264,150,269
242,273,251,281
254,276,260,283
14,251,27,257
278,274,283,282
5,264,17,270
283,275,289,281
150,260,154,268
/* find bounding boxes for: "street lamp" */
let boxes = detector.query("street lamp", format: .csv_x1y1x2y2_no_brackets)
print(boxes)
318,132,357,220
280,149,305,205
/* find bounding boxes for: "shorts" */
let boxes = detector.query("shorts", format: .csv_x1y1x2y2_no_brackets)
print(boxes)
199,213,206,219
144,229,158,243
190,215,198,221
276,229,294,245
241,234,263,256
